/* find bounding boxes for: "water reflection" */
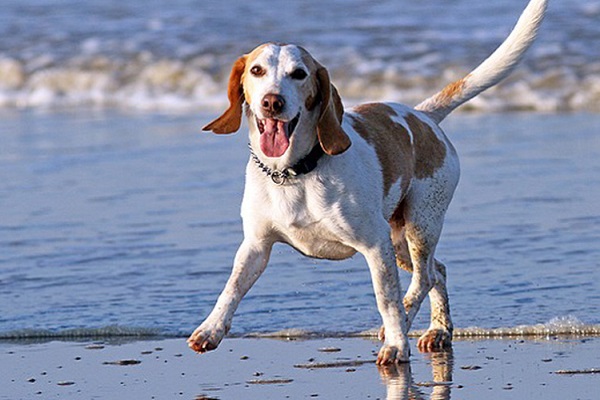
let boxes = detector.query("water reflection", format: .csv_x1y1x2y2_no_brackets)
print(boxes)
378,350,454,400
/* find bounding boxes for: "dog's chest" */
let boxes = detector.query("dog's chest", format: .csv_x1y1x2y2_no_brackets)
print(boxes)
279,220,357,260
260,182,357,260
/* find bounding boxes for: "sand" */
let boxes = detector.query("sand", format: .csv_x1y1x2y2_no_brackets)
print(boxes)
1,336,599,400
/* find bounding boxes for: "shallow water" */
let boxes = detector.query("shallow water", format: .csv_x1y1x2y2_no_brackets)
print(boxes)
0,0,599,111
0,111,598,338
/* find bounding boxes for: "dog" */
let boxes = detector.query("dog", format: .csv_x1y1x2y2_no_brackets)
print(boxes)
189,0,547,364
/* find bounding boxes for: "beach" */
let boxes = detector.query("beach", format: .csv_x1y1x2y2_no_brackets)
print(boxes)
1,109,599,398
2,336,599,399
1,1,600,398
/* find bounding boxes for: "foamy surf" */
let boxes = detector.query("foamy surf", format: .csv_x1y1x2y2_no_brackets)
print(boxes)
2,317,598,341
0,56,598,112
0,0,598,112
0,326,165,340
241,316,600,340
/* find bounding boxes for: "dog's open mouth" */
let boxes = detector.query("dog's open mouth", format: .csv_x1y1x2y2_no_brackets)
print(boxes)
257,113,300,158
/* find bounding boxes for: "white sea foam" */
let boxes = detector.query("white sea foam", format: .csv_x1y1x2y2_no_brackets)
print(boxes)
0,55,597,113
0,0,597,113
453,316,600,338
251,317,600,339
0,326,165,340
2,317,597,341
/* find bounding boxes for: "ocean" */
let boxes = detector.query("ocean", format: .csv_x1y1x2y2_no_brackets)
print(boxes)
0,0,599,112
0,0,599,340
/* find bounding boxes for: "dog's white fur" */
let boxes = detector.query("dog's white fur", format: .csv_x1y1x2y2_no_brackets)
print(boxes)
189,0,547,364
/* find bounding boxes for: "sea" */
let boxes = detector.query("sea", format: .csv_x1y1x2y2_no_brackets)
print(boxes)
0,0,599,341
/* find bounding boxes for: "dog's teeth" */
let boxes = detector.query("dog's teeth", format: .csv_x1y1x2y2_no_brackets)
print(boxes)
257,118,266,133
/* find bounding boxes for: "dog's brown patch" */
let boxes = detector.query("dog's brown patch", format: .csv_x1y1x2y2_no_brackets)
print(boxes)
241,43,275,105
435,76,468,108
389,201,413,272
296,45,350,155
351,103,414,196
405,113,446,179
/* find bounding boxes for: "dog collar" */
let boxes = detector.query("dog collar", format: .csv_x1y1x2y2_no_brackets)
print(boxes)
249,143,325,185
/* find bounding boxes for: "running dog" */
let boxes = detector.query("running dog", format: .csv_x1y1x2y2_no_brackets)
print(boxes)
190,0,547,364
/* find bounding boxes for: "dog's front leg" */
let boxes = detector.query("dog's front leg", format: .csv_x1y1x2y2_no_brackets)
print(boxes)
188,238,272,353
360,237,410,364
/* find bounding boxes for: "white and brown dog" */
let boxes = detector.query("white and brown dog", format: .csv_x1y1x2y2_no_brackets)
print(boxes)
189,0,547,364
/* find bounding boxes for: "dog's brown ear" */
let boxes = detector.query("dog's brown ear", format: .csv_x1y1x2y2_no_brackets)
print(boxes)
315,66,351,155
203,56,247,134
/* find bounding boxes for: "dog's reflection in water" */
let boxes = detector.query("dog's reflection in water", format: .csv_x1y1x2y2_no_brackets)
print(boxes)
378,350,453,400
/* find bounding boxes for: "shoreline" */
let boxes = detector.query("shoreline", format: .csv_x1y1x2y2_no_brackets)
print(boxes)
2,315,599,342
1,336,598,399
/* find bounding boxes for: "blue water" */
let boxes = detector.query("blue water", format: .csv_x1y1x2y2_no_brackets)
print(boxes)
0,0,599,339
1,111,599,338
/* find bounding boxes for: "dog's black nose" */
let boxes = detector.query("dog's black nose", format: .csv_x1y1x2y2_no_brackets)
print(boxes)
261,94,285,114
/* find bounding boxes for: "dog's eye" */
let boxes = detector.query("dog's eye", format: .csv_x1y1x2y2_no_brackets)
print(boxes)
290,68,308,80
250,65,265,77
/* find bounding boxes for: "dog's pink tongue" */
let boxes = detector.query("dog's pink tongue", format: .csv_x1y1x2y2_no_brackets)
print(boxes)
260,119,289,158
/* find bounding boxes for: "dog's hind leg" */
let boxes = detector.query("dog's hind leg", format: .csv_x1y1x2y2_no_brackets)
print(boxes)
399,177,456,351
380,232,453,352
416,259,453,351
400,230,454,352
383,202,450,351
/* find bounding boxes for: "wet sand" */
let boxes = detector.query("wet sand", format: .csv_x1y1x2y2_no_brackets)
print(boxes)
1,336,598,399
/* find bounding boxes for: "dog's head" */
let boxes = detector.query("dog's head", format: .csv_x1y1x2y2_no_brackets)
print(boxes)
203,43,351,161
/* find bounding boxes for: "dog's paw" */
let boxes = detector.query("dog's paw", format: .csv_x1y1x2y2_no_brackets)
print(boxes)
187,324,227,354
376,342,410,365
416,328,452,352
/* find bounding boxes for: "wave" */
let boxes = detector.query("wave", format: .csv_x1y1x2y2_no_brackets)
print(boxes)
446,316,600,338
1,54,599,113
0,325,168,340
2,317,598,342
1,0,598,113
247,316,600,339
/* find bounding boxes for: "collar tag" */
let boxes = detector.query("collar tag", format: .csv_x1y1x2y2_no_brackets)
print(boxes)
270,171,287,185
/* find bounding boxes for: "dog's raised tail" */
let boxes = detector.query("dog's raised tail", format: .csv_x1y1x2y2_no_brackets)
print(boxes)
415,0,548,124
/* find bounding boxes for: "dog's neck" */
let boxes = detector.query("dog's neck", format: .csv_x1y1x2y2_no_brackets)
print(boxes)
248,142,324,185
